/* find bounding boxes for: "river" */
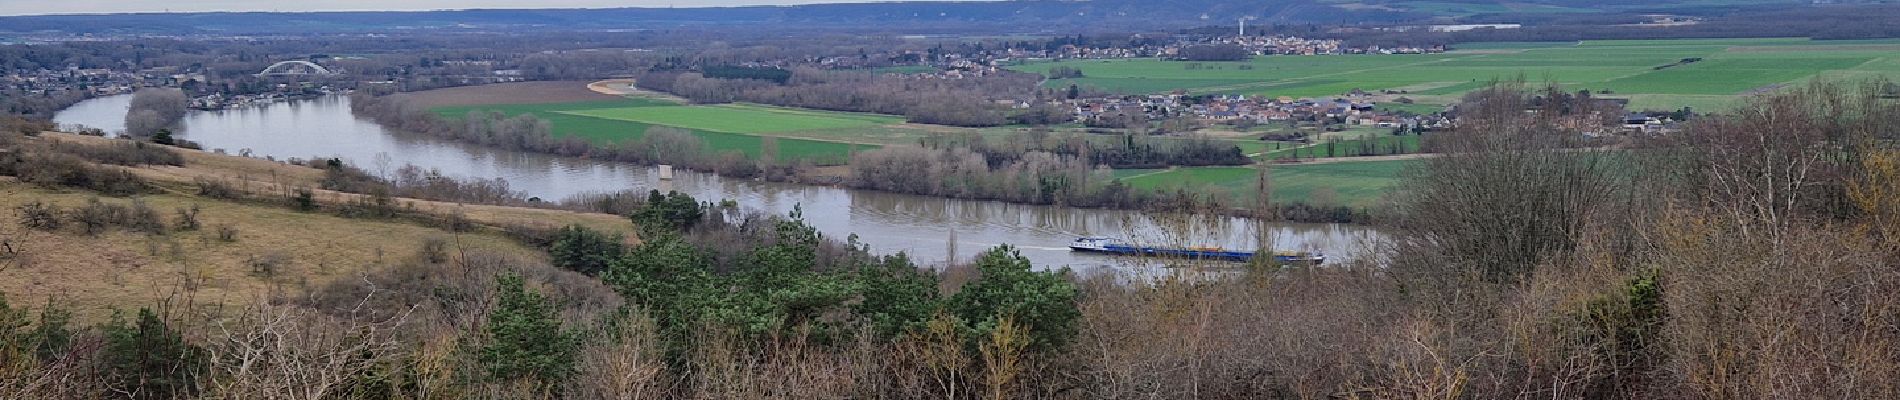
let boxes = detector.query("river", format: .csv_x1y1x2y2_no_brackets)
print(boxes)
53,94,1384,270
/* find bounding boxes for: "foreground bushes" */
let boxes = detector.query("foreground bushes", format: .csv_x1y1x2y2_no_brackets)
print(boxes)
1,152,149,196
0,133,179,196
3,80,1897,398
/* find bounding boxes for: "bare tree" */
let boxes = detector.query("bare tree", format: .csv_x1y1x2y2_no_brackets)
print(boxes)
1387,80,1631,284
124,88,189,137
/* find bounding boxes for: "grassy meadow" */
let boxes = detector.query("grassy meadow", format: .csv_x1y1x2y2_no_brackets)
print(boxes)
432,98,885,164
1255,135,1423,161
1,133,649,320
1119,159,1415,207
562,103,903,134
1011,37,1900,112
420,83,1425,206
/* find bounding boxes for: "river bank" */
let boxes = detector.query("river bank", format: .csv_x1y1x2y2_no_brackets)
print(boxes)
359,85,1380,223
54,94,1387,267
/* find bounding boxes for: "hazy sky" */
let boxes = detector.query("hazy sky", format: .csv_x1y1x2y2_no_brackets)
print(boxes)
0,0,907,16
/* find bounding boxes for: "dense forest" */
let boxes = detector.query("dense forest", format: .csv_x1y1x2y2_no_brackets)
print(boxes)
920,130,1252,169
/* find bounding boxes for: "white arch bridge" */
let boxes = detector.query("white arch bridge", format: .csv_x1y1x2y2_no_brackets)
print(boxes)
256,61,337,77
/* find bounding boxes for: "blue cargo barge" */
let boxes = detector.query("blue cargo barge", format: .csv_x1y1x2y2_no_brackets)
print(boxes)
1068,237,1325,264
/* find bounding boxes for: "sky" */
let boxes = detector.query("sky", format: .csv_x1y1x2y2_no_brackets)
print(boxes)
0,0,910,16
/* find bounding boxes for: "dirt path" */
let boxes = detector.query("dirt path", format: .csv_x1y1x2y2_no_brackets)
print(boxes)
588,79,639,95
588,79,689,103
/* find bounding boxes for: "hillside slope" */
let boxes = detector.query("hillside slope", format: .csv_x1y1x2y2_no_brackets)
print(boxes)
1,132,637,321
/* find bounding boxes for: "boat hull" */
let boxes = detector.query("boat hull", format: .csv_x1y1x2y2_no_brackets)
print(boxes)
1072,245,1322,264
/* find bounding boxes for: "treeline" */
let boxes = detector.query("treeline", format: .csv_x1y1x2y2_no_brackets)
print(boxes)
351,91,595,157
0,88,89,123
310,158,530,207
123,88,188,137
850,146,1142,207
636,67,1049,127
846,123,1246,208
700,65,793,83
922,129,1251,169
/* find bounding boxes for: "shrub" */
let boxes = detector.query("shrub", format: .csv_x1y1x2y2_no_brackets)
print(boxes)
560,190,648,216
101,308,206,400
0,294,73,367
214,224,239,242
290,188,318,212
418,236,450,264
247,252,290,277
3,151,148,196
950,246,1080,353
335,187,398,219
194,177,240,199
151,129,175,146
53,140,183,166
630,190,704,233
16,201,62,231
173,205,201,231
479,272,581,387
69,198,124,236
548,225,624,276
124,199,167,235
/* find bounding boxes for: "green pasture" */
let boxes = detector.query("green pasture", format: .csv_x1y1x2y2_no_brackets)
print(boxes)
1117,159,1413,207
431,98,876,165
1009,37,1900,112
563,103,903,134
1256,135,1423,161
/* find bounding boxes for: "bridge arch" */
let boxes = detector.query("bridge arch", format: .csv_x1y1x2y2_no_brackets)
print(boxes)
257,60,335,76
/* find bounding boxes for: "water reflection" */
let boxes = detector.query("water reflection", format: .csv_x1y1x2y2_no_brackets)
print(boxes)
55,94,1385,268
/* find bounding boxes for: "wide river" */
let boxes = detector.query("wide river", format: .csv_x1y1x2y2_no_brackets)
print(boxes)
55,94,1384,270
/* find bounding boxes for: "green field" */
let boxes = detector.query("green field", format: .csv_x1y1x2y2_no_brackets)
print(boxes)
1119,159,1414,206
563,103,903,134
1257,135,1423,162
1009,37,1900,112
433,98,889,164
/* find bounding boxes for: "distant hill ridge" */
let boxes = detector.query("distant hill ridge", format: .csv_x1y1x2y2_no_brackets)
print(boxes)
0,0,1491,34
0,0,1836,35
